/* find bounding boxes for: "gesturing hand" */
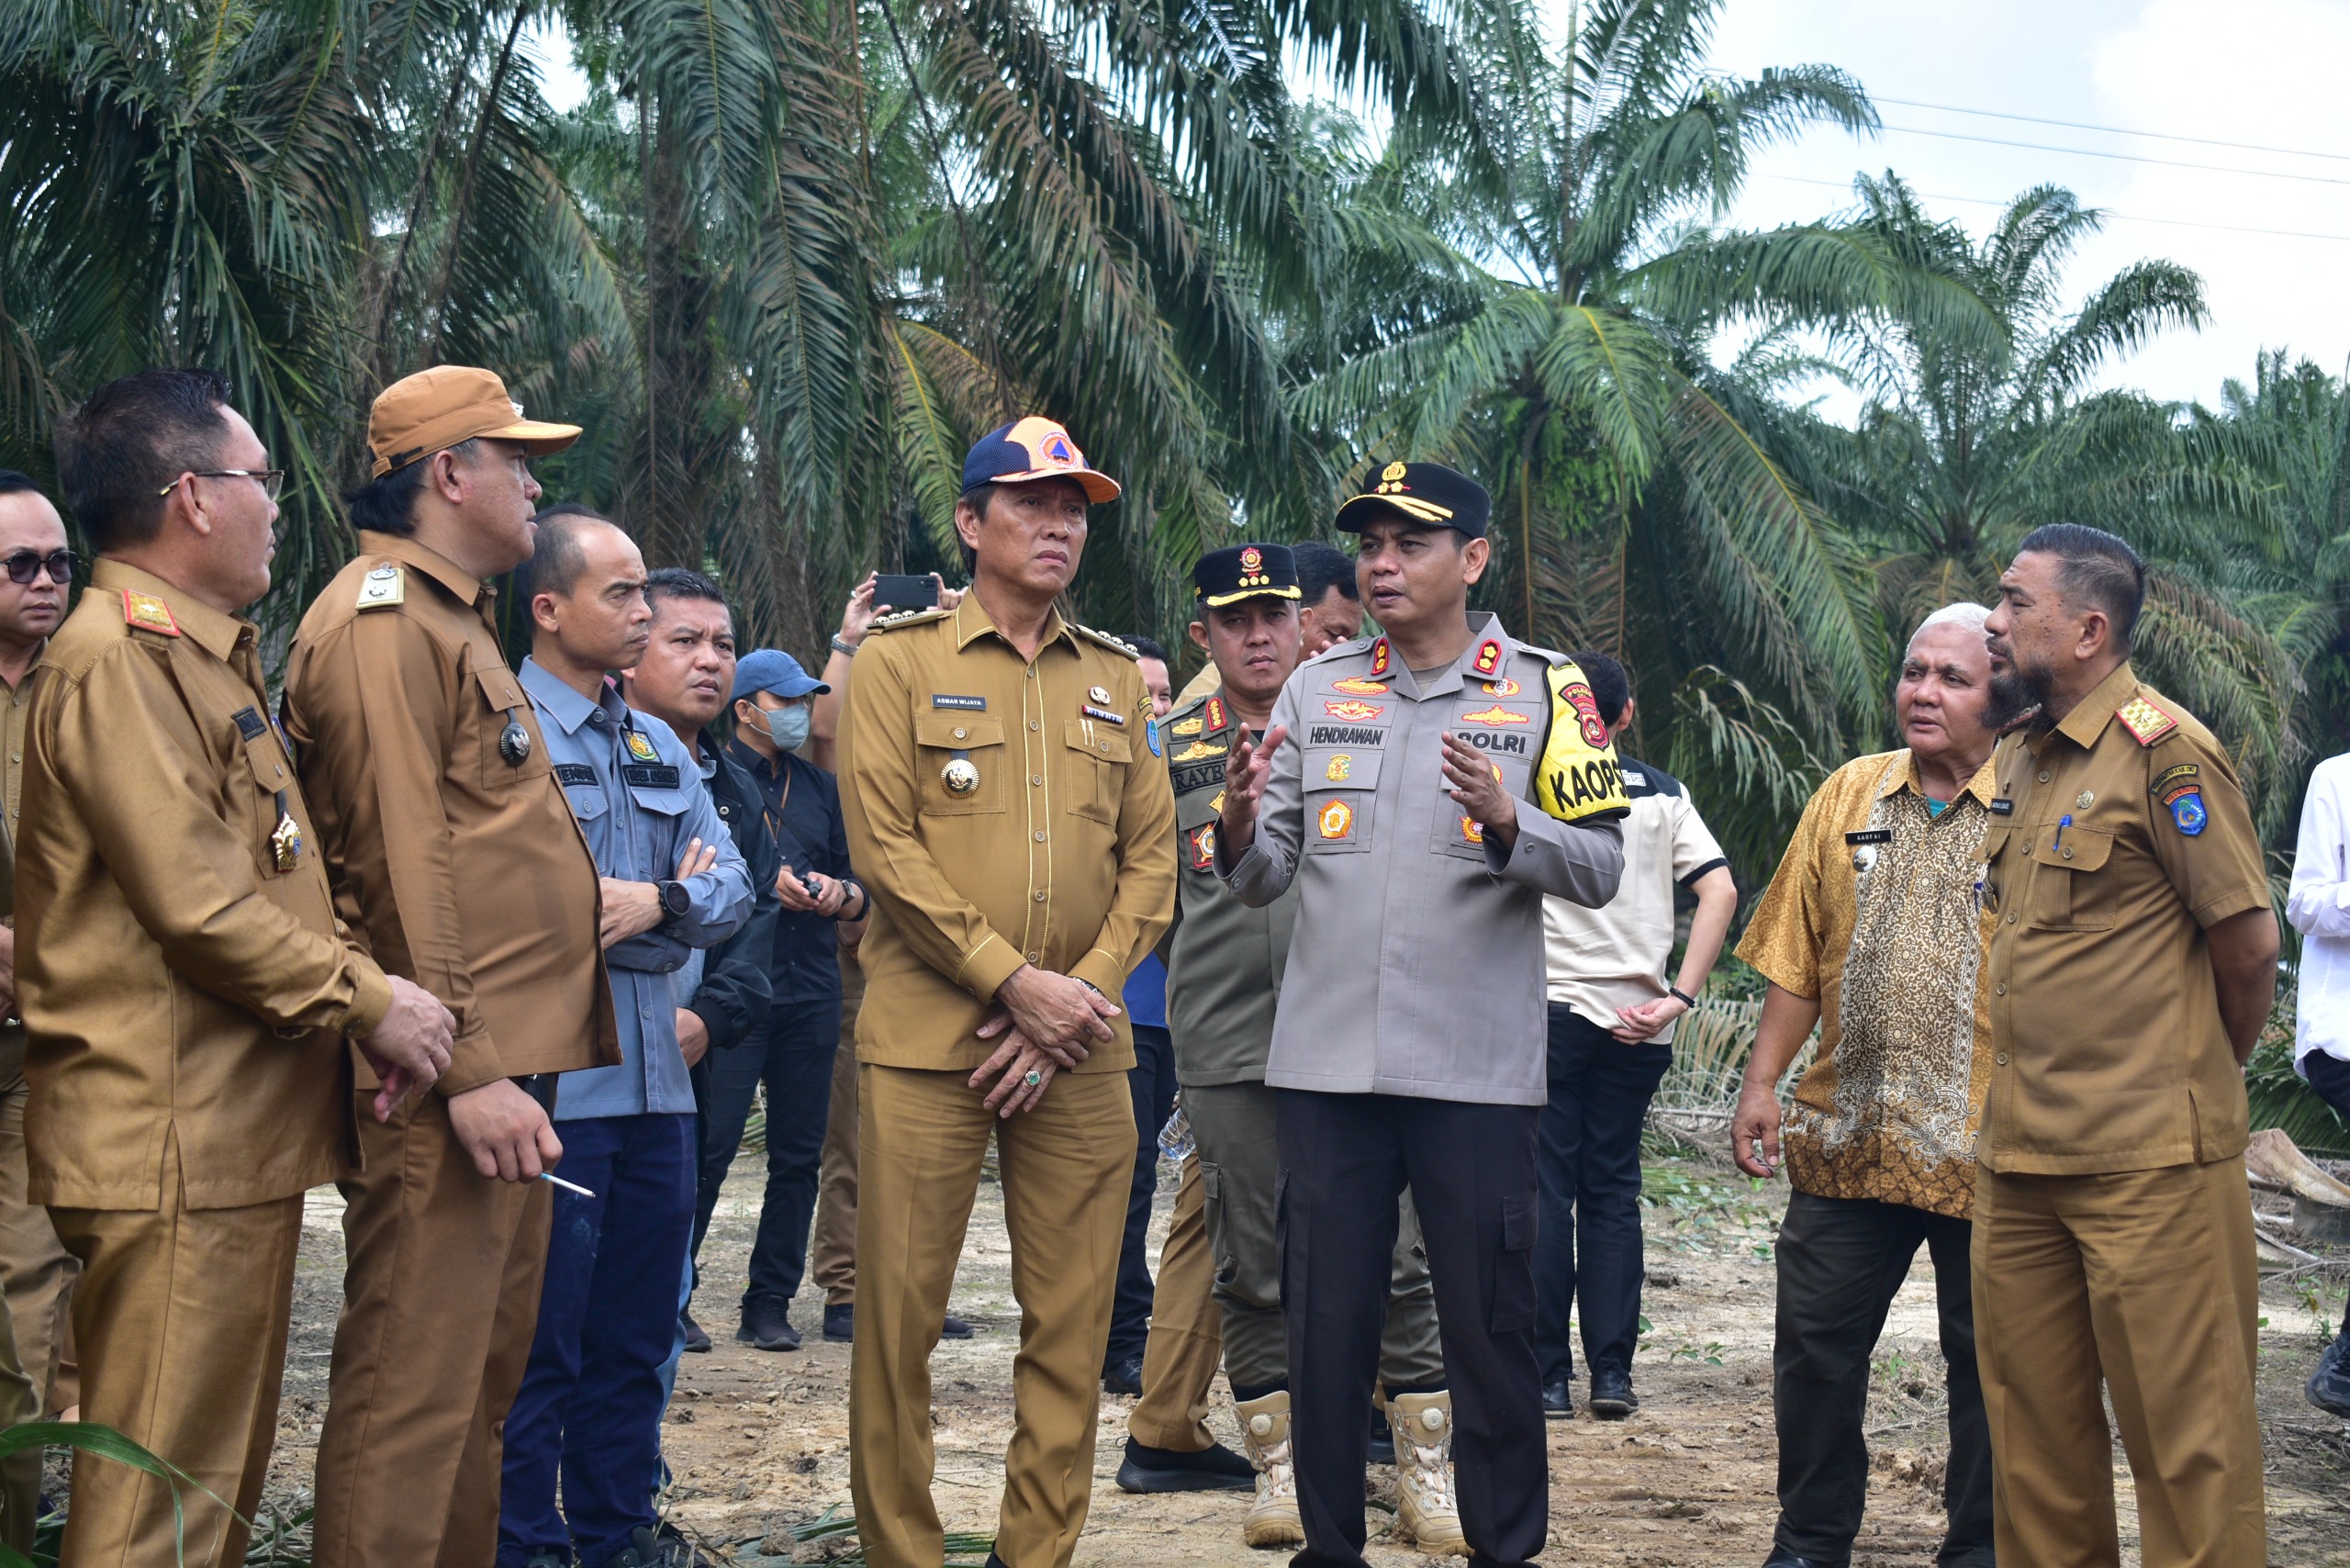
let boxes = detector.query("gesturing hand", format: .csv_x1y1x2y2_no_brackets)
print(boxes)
1439,733,1518,851
1218,724,1289,857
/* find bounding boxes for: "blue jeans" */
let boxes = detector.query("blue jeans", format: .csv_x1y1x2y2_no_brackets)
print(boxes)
692,1002,838,1308
1107,1024,1176,1368
1534,1003,1670,1385
498,1113,698,1568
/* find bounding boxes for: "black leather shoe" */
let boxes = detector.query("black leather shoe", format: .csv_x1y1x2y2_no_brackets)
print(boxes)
822,1303,854,1342
941,1312,974,1339
1102,1353,1144,1395
1760,1551,1840,1568
1541,1377,1574,1418
678,1309,711,1355
1114,1434,1255,1493
737,1295,800,1351
1589,1365,1638,1418
1367,1423,1395,1465
599,1524,698,1567
2309,1327,2350,1417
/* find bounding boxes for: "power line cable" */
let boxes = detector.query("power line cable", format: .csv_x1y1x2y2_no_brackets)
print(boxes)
1875,95,2350,166
1761,172,2350,245
1878,121,2350,188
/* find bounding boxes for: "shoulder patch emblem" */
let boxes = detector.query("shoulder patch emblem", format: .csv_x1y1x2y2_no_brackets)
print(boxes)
356,563,405,610
1561,679,1608,748
2150,762,2199,796
1332,677,1389,696
871,607,952,632
1170,716,1204,737
121,589,181,637
1458,704,1531,727
1323,699,1384,722
1172,739,1227,762
2115,696,2177,746
2167,785,2208,835
1146,717,1161,757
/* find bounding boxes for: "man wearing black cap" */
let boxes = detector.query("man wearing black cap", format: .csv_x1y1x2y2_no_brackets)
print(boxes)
1217,464,1629,1568
838,417,1176,1568
1118,543,1460,1552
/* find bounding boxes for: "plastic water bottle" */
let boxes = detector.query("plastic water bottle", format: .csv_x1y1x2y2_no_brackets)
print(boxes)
1157,1103,1194,1163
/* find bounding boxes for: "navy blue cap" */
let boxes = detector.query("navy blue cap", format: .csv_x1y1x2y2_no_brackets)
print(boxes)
732,648,829,702
1335,461,1491,538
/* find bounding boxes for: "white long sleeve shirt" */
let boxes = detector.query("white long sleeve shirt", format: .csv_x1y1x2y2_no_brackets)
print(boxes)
2290,753,2350,1070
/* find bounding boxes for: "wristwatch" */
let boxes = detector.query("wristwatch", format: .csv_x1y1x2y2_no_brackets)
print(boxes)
655,879,691,925
830,633,858,657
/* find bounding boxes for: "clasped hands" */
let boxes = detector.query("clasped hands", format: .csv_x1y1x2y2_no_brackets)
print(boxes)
968,965,1121,1118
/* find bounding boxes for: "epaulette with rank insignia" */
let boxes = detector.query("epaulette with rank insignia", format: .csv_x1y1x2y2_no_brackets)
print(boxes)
2115,695,2177,746
868,607,952,633
355,562,406,610
1072,624,1140,659
121,589,180,637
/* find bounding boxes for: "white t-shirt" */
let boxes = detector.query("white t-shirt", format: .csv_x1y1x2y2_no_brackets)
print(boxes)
2290,752,2350,1070
1542,757,1729,1041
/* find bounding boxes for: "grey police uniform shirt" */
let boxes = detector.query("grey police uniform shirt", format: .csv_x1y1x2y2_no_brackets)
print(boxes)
1164,689,1296,1086
1220,612,1626,1105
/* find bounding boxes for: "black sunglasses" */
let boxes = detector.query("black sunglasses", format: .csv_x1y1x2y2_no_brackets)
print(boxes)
2,550,75,586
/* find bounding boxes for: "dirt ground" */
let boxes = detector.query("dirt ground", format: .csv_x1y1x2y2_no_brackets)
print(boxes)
231,1147,2350,1565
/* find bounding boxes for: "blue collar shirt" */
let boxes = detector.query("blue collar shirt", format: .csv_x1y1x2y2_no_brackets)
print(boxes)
520,657,753,1120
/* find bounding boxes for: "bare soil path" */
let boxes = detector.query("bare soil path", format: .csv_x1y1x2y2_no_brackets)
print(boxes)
242,1150,2350,1565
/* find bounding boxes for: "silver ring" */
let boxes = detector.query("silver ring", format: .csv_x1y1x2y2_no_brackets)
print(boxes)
1024,1070,1043,1087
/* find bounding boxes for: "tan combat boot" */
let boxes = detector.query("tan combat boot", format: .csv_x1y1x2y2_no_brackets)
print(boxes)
1235,1391,1306,1549
1386,1391,1468,1556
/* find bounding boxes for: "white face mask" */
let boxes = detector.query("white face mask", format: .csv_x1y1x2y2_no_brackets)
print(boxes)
763,703,811,753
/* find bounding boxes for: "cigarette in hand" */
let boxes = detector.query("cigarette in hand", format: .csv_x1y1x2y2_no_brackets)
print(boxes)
538,1171,596,1198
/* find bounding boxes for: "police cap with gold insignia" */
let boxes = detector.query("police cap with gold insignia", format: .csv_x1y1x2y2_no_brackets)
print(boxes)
1334,460,1490,539
1193,543,1303,609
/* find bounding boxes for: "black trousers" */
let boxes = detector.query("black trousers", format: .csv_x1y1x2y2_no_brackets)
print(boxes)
1276,1090,1545,1568
1773,1191,1992,1568
1106,1024,1177,1368
1534,1004,1670,1384
690,1002,839,1307
2307,1051,2350,1335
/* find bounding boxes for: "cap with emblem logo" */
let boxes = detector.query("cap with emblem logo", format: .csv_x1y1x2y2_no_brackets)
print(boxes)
1334,460,1491,539
366,366,583,478
1192,543,1302,608
961,417,1121,502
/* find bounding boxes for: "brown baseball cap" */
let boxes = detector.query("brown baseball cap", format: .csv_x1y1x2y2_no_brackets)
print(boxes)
366,366,582,478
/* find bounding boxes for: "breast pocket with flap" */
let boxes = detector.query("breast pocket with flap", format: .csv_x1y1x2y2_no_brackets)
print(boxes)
473,665,554,790
1062,721,1132,825
916,713,1008,816
2024,823,2114,932
1302,747,1378,855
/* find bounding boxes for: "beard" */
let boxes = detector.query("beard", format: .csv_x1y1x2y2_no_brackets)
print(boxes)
1986,666,2042,731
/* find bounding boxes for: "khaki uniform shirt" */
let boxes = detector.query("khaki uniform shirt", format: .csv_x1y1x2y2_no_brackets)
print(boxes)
1543,757,1729,1043
283,533,618,1095
1223,614,1628,1105
1163,689,1295,1086
1736,751,1995,1220
0,662,41,1083
839,597,1178,1073
18,561,393,1210
1981,663,2268,1174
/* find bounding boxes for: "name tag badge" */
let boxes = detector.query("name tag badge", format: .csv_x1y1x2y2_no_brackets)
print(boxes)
622,764,682,790
1989,799,2014,816
554,763,598,787
1843,830,1893,846
933,694,987,711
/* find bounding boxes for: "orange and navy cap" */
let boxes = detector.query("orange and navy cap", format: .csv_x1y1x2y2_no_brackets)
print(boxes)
368,366,580,478
1334,460,1490,538
961,417,1120,503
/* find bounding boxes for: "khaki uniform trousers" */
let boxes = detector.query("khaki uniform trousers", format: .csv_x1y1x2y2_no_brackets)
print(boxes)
1187,1080,1445,1393
851,1064,1132,1568
312,1090,554,1568
1126,1151,1222,1451
811,966,862,1306
0,1070,78,1413
1973,1159,2265,1568
50,1140,300,1567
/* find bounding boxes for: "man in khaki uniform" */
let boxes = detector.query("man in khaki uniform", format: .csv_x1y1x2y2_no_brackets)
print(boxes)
283,367,620,1568
840,417,1176,1568
30,368,455,1564
1978,524,2279,1568
0,472,75,1551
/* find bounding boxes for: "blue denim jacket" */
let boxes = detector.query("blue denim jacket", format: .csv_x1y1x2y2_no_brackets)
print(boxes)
520,658,751,1118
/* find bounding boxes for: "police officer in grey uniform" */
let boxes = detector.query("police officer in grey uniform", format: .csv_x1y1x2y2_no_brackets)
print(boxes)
1134,544,1456,1552
1217,463,1628,1568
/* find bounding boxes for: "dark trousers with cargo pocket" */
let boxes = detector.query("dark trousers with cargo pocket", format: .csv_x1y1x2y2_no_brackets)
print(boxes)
1276,1090,1545,1568
1774,1190,1992,1568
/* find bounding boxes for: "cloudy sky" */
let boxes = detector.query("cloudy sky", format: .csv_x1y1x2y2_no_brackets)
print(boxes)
1699,0,2350,409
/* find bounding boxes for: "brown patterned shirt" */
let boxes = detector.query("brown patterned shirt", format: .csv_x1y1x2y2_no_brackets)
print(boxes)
1736,750,1995,1219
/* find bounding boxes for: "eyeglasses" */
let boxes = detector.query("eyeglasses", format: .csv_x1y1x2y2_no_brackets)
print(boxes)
158,469,286,501
1,550,75,586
